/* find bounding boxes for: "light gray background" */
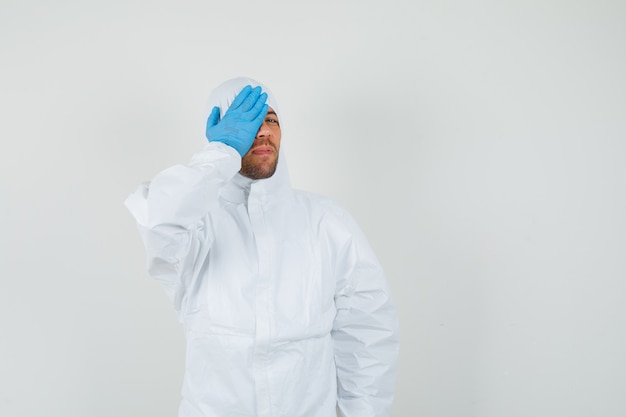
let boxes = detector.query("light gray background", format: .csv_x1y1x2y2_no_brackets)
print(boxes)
1,0,625,416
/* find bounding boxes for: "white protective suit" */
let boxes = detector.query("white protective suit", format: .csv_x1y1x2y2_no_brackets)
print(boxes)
125,77,399,417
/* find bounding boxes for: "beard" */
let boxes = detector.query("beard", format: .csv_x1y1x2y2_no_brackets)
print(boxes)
240,152,279,180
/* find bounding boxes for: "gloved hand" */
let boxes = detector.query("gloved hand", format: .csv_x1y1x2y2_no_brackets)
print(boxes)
205,85,269,157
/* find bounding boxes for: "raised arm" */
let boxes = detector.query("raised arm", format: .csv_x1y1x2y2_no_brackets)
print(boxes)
124,85,268,315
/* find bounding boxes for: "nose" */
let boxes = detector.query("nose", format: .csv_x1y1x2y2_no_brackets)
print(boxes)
256,121,271,138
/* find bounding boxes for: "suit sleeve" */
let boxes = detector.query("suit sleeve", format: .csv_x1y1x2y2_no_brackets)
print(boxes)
329,209,400,417
124,142,241,316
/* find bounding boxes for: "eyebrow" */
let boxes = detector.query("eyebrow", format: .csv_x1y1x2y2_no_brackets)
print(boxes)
267,111,277,116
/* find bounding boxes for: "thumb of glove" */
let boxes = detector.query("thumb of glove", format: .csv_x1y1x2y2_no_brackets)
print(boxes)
206,106,221,133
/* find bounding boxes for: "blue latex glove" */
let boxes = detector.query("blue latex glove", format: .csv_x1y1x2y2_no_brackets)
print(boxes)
205,85,269,157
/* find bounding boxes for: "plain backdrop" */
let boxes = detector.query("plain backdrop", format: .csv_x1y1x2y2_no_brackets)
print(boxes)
1,0,625,416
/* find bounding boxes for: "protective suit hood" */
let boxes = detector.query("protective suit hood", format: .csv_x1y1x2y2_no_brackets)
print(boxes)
204,77,290,199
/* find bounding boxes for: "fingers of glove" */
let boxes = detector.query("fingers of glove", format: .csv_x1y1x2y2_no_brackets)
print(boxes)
252,103,269,127
238,86,263,113
248,92,268,119
238,92,268,122
228,85,253,112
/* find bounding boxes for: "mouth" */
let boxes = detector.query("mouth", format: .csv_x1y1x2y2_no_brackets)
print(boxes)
250,146,275,156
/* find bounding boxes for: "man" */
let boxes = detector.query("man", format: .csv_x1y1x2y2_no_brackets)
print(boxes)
125,77,399,417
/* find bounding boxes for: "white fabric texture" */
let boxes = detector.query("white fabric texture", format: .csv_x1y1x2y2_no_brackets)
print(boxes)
125,77,399,417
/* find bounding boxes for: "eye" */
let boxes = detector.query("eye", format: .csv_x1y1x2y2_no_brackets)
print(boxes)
266,118,279,124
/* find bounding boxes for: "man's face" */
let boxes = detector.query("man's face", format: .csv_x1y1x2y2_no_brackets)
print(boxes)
240,107,281,179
